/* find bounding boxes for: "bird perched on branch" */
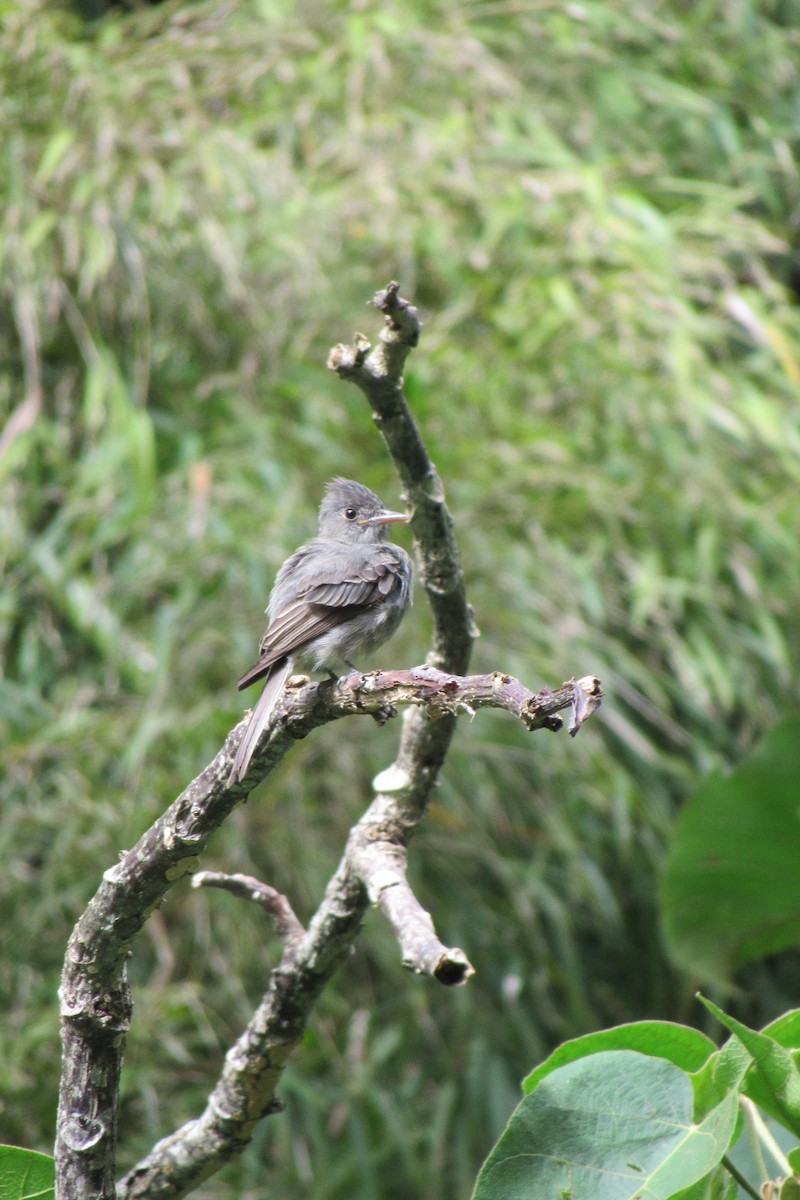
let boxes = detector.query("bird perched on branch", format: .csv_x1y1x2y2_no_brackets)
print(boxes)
229,477,413,783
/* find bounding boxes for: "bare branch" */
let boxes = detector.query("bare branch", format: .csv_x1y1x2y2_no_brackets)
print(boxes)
115,659,605,1197
56,283,602,1200
60,662,597,1200
323,666,599,733
568,674,604,735
348,829,474,986
119,860,364,1200
192,872,305,944
329,281,476,676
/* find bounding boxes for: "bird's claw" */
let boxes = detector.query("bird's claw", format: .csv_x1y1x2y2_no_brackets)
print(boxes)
371,703,397,725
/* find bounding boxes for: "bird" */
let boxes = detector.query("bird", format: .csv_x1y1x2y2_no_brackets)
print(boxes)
228,477,413,783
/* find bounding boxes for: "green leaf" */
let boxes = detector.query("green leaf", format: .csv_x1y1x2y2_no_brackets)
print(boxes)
670,1163,738,1200
700,996,800,1136
763,1010,800,1051
523,1020,716,1094
35,128,74,184
473,1050,738,1200
661,715,800,984
690,1034,751,1121
22,210,57,251
0,1146,55,1200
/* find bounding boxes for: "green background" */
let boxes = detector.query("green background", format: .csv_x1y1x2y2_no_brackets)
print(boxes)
2,1,800,1196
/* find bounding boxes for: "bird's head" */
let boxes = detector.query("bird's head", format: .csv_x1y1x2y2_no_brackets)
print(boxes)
318,478,410,543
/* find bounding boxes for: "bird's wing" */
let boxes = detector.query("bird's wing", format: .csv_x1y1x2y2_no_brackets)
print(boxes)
299,556,403,606
236,600,362,690
236,553,406,692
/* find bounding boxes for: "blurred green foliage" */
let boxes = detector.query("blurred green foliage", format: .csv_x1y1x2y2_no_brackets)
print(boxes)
2,0,800,1195
662,715,800,985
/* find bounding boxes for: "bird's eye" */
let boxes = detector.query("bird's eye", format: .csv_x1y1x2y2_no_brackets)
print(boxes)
344,506,358,521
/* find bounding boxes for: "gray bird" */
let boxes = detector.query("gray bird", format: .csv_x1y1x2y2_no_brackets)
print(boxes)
229,478,413,783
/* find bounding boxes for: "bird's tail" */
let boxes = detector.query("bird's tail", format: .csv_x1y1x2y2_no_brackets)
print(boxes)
228,658,293,784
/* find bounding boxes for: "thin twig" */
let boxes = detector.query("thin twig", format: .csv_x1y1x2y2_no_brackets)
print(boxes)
349,832,474,985
192,872,305,944
721,1154,763,1200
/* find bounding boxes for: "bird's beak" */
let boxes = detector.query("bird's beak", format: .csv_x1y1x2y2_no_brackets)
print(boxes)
358,509,411,526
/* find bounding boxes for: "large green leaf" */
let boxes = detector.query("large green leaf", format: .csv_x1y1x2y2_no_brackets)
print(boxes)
661,715,800,983
473,1050,738,1200
701,997,800,1137
0,1147,55,1200
523,1021,716,1093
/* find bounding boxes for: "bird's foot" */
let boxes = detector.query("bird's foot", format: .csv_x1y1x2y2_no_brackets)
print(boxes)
371,703,398,726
